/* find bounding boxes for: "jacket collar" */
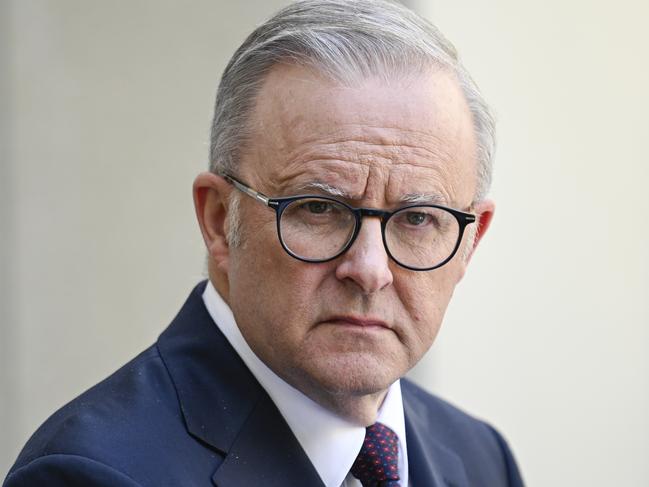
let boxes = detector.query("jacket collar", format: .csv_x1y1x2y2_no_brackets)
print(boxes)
403,381,470,487
157,281,324,486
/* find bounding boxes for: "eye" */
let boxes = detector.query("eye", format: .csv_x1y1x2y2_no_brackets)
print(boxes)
304,200,333,214
406,211,428,225
391,207,447,232
405,211,429,226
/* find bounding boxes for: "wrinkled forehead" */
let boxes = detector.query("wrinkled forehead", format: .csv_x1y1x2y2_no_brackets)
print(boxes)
250,63,472,142
241,63,478,205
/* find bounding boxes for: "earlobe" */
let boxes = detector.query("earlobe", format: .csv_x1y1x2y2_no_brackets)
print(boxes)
193,172,232,272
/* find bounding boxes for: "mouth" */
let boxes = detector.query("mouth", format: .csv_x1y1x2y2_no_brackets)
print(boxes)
321,315,391,330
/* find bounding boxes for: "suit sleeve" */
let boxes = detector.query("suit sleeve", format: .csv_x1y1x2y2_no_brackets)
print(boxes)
485,424,526,487
3,454,142,487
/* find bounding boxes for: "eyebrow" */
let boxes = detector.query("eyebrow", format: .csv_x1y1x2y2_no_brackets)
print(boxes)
400,192,447,205
293,181,352,198
293,182,448,206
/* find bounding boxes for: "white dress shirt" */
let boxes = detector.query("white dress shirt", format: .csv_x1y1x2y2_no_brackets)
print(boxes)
202,281,409,487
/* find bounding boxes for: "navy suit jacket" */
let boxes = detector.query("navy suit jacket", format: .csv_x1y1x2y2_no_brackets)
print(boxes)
4,282,524,486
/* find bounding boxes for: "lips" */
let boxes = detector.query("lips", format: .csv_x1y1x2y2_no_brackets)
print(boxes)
322,315,391,329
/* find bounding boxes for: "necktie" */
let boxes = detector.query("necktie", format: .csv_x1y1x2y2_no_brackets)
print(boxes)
350,422,401,487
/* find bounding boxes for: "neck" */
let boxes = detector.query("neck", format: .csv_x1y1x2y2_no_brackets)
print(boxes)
270,362,390,425
210,267,230,304
309,388,389,426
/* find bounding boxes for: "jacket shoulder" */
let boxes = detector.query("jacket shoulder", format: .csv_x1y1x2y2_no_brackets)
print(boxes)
4,454,143,487
5,345,218,486
401,378,524,486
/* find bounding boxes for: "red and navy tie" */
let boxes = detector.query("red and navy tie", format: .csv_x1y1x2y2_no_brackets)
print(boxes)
350,422,401,487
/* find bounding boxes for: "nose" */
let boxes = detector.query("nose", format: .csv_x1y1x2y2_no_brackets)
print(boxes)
334,217,393,294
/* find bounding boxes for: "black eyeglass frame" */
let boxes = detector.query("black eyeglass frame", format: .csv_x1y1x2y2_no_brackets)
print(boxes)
224,174,477,271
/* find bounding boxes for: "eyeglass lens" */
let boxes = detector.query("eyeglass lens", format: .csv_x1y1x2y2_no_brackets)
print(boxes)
280,198,356,260
384,206,460,269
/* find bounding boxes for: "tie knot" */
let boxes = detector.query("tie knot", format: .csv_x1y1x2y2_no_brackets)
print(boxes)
350,422,401,487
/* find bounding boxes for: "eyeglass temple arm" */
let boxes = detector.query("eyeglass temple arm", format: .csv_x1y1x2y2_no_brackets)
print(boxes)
224,174,272,206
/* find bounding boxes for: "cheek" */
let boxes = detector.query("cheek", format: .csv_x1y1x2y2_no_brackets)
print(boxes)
228,236,327,340
397,268,462,348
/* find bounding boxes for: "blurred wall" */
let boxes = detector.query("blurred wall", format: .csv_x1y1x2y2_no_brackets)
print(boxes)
2,1,648,485
1,0,16,476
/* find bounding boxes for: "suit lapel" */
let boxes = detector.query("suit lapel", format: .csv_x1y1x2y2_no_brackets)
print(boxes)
403,387,469,487
157,282,324,487
211,393,324,487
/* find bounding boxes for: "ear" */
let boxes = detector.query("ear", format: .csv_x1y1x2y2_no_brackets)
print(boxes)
193,172,233,274
464,198,495,264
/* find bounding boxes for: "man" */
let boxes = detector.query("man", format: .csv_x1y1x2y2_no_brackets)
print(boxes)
4,0,523,486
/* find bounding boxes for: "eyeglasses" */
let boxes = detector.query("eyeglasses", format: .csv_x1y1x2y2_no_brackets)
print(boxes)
224,174,476,271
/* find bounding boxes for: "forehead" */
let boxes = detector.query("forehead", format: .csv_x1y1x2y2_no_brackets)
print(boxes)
241,64,477,206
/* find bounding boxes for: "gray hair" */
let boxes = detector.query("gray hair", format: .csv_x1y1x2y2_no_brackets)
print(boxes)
209,0,495,202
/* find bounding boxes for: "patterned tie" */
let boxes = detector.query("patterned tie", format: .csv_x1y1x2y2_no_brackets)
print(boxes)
350,422,401,487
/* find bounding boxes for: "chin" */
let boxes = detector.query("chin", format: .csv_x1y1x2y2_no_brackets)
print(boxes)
299,351,406,397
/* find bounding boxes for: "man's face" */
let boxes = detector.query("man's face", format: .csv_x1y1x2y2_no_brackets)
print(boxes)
223,64,483,406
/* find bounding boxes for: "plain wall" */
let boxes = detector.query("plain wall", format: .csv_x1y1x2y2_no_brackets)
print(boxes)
2,1,648,485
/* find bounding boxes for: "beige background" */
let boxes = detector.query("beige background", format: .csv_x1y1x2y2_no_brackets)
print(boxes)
2,1,648,485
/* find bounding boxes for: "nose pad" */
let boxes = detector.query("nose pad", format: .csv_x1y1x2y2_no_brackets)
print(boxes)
334,218,393,294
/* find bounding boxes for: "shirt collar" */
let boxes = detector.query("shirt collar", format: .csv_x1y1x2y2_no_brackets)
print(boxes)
202,280,408,487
